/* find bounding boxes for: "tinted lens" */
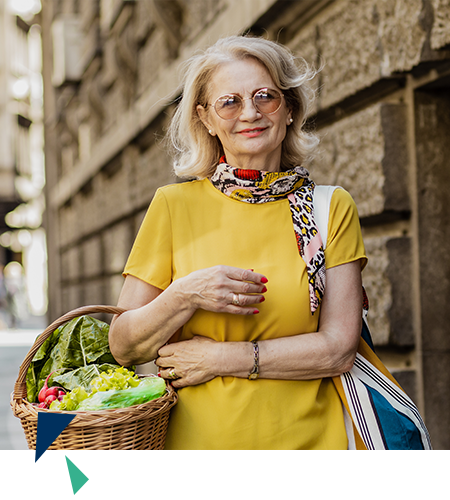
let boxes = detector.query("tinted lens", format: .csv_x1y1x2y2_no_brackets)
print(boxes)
254,89,282,114
215,95,242,119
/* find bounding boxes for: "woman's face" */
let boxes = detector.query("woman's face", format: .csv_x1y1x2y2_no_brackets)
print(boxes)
197,58,292,172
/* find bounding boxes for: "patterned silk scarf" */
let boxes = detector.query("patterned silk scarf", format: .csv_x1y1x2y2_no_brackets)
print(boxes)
210,159,325,314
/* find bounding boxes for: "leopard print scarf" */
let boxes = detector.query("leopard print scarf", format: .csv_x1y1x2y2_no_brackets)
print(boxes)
210,159,325,314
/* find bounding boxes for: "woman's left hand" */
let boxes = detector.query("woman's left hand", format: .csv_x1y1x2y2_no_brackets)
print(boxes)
155,336,221,388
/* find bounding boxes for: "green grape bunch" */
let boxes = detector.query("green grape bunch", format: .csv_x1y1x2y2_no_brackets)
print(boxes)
90,367,140,393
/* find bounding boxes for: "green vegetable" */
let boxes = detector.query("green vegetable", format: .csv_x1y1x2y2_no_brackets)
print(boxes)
26,315,123,402
50,386,89,411
52,364,120,393
90,366,140,393
75,376,167,411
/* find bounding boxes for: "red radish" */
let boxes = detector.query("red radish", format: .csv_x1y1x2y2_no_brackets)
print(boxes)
38,372,55,403
58,390,65,397
44,386,58,398
38,402,47,408
45,395,57,405
45,386,65,398
58,395,65,401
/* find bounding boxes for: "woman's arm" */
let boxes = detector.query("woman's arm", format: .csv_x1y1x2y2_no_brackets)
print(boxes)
156,260,363,387
109,266,268,366
253,259,362,379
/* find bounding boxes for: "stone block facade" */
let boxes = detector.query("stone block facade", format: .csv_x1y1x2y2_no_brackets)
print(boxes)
40,0,450,448
312,102,410,218
316,0,427,108
362,235,414,346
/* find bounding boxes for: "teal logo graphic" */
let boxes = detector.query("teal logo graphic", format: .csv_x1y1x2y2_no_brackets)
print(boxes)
63,453,91,497
33,412,91,496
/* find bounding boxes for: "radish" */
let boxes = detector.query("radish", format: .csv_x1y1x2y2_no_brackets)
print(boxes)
45,395,57,405
38,372,67,404
38,402,47,408
45,386,65,398
38,372,55,403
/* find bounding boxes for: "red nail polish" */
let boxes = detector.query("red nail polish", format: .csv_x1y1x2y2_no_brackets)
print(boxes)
261,286,267,293
253,309,259,314
157,372,161,377
260,296,265,303
261,277,268,284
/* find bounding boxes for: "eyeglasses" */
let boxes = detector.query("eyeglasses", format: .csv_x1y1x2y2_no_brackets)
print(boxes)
207,88,284,120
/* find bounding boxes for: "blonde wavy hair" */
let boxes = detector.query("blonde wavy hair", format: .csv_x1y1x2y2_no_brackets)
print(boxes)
167,35,320,179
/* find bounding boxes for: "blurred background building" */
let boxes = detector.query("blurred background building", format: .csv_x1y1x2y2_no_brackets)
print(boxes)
0,0,47,329
4,0,447,448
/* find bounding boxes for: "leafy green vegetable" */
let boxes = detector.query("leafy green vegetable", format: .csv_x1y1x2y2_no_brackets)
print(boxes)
76,376,166,411
26,315,122,402
52,364,119,393
50,386,89,411
26,328,62,402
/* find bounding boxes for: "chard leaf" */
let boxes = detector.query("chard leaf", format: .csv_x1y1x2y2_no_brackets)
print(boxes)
26,315,120,402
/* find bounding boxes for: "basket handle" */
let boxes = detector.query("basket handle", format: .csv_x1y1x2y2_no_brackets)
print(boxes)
13,305,127,401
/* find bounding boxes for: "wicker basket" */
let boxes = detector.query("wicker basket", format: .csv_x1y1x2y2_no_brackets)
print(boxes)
10,305,178,450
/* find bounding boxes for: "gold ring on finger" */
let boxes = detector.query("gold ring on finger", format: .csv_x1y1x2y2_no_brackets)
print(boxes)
232,293,240,306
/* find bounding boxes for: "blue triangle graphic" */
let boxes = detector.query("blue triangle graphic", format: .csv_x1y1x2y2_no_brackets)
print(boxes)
35,412,76,462
66,456,89,494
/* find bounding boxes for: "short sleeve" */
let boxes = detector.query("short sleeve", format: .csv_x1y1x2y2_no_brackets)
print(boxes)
325,188,367,270
123,188,173,289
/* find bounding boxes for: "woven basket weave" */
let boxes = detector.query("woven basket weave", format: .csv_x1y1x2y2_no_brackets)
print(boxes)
11,305,178,450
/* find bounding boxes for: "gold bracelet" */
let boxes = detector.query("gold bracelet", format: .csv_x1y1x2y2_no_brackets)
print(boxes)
248,340,259,380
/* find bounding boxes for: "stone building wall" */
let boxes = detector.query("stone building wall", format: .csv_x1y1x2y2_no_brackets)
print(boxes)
40,0,450,448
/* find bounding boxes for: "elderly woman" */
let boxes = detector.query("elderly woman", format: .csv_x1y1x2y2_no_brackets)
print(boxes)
109,35,367,450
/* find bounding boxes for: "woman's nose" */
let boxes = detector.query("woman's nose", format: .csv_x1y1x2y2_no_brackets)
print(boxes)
238,98,261,121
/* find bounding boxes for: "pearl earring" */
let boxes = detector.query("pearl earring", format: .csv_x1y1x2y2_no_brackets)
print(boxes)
289,118,293,124
209,130,213,135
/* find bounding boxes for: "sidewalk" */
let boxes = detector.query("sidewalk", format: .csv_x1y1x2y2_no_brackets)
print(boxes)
0,314,47,450
0,315,45,347
0,328,42,347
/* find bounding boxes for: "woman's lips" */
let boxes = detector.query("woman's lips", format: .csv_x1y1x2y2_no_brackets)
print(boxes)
238,127,267,137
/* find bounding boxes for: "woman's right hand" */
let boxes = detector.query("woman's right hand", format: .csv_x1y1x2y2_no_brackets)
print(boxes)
173,265,268,315
109,266,267,365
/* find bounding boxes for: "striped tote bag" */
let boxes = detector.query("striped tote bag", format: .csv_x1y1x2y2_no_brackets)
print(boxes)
314,185,432,450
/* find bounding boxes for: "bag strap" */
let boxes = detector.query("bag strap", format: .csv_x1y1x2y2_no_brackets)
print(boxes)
314,185,433,449
313,185,341,249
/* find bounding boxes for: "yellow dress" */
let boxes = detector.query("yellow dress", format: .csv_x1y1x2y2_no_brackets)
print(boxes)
123,178,367,449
